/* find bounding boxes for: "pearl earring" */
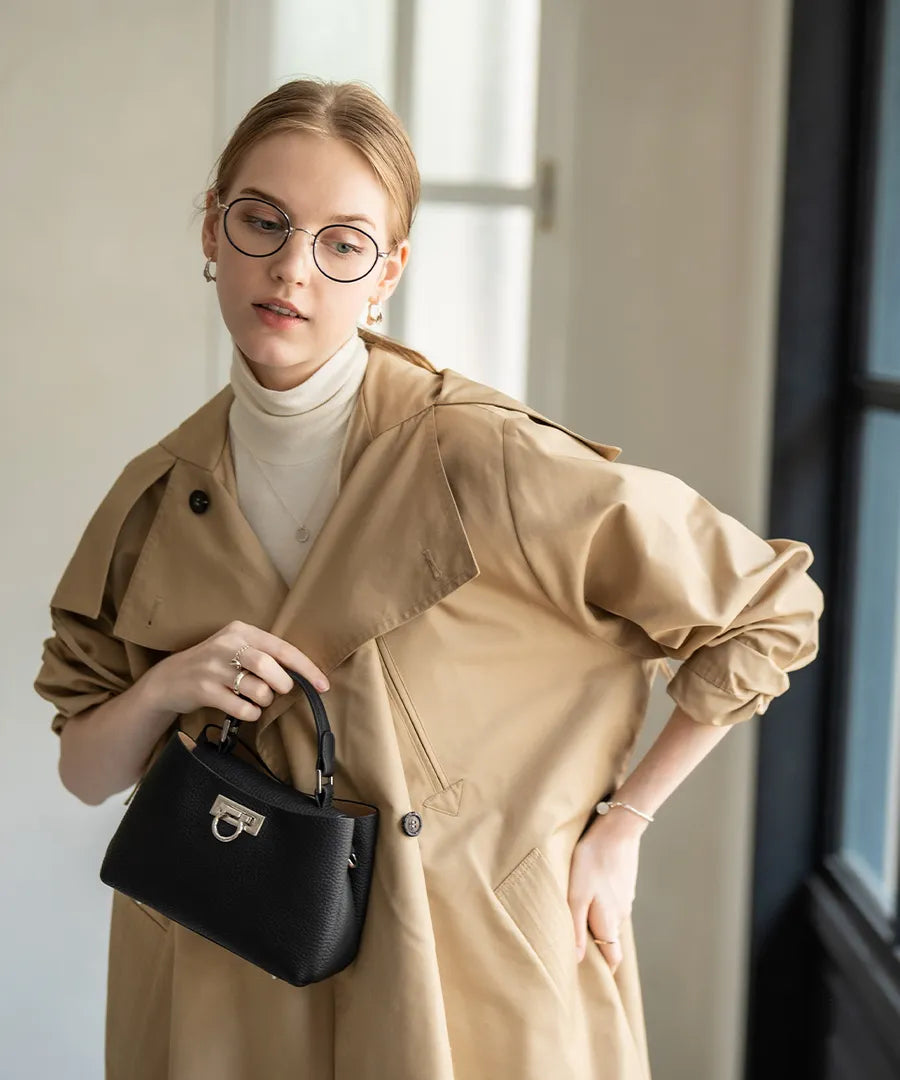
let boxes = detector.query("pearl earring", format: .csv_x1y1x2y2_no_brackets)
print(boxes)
366,299,383,325
203,257,217,282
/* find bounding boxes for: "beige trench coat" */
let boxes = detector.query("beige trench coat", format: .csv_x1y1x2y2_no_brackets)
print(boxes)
34,338,824,1079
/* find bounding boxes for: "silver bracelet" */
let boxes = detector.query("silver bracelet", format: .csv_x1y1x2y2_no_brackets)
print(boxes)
595,799,655,824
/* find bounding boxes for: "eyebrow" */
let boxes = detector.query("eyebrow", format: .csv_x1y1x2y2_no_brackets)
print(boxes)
237,187,378,230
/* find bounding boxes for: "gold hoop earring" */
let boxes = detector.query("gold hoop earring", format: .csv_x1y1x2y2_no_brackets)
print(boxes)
366,300,383,326
203,257,217,282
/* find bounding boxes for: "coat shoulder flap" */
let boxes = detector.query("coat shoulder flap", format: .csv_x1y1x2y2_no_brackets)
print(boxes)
50,443,177,619
435,367,623,462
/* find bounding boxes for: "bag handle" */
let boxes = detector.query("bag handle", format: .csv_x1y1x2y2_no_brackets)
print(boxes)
218,670,335,808
199,723,285,783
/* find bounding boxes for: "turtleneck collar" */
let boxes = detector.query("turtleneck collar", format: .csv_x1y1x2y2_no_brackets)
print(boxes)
228,331,369,466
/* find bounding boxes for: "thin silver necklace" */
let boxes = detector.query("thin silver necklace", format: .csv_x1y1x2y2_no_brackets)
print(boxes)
233,432,339,544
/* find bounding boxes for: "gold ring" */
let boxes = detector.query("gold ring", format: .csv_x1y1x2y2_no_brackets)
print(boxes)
230,643,251,669
593,938,617,946
231,669,248,694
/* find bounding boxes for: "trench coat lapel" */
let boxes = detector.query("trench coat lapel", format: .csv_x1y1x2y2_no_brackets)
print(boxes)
109,392,287,650
113,346,481,698
111,343,621,747
267,400,480,670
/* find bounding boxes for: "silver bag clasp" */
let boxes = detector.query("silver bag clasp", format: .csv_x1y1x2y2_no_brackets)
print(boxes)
210,794,266,843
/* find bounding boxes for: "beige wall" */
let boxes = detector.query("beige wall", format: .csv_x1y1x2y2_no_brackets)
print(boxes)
2,2,217,1075
561,3,791,1078
2,1,790,1077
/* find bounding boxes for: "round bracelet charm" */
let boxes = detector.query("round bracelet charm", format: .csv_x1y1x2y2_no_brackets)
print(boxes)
594,798,655,824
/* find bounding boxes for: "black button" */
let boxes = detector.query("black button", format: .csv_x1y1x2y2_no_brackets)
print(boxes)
400,811,422,837
189,489,210,514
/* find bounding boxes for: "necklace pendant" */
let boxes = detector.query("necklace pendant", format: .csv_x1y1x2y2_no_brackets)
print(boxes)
295,525,311,543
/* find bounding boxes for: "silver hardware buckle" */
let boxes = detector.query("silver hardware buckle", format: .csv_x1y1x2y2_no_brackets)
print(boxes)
210,794,266,843
316,769,333,796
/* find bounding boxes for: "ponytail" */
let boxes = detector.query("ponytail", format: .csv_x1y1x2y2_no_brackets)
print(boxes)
357,327,439,373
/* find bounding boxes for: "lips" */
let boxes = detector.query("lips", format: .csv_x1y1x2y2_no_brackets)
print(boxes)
253,303,307,320
252,304,312,333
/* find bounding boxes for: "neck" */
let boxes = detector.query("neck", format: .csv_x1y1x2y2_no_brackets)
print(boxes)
238,334,357,391
228,330,369,465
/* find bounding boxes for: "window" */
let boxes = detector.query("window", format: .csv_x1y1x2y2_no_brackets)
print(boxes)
836,0,900,930
389,0,542,397
748,2,900,1074
221,1,556,402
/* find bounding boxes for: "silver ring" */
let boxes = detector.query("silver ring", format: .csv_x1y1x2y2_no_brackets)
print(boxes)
231,668,248,694
230,643,251,669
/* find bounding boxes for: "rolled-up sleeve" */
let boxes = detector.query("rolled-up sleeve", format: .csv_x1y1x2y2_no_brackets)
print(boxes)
502,415,824,726
33,448,172,736
34,605,131,736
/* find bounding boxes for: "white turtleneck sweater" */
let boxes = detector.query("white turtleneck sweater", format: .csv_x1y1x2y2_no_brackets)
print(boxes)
228,331,369,585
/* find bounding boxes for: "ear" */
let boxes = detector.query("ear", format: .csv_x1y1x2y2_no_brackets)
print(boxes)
372,237,410,304
201,189,220,260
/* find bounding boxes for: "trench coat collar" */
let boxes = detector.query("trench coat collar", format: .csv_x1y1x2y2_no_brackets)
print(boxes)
159,340,623,481
119,342,621,735
139,343,483,682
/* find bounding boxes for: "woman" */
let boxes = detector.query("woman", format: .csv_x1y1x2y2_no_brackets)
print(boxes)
34,78,824,1080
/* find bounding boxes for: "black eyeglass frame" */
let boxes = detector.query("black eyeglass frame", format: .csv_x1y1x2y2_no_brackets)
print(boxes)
216,197,392,283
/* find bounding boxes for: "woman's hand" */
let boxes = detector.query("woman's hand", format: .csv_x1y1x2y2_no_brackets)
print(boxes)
567,810,646,973
142,620,330,722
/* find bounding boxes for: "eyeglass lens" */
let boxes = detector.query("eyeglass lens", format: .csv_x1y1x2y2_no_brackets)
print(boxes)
223,198,379,281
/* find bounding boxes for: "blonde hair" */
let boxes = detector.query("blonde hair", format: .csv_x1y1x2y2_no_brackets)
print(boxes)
196,77,436,372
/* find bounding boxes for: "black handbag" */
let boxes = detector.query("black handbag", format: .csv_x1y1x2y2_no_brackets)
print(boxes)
99,669,380,986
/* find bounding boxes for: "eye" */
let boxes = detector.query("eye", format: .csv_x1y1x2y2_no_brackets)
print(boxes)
247,215,283,233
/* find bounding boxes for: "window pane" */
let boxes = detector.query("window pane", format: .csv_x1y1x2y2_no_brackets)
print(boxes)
839,409,900,914
401,203,532,398
865,0,900,379
271,0,396,102
410,0,541,185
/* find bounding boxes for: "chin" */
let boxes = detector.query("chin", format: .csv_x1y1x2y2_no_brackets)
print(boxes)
236,334,316,370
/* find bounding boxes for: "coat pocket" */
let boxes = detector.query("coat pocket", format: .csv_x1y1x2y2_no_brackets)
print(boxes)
493,846,577,1001
376,636,450,794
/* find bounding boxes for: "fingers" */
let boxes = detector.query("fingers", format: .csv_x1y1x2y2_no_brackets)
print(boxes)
586,898,623,973
568,892,592,963
227,623,330,692
228,649,290,698
207,680,263,722
569,889,623,971
154,623,330,720
213,623,331,725
227,670,276,709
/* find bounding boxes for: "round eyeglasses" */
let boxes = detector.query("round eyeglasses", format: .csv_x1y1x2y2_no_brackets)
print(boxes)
216,197,391,283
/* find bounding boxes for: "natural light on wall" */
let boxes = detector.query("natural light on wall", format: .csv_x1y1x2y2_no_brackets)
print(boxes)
399,0,541,397
267,0,542,398
271,0,396,101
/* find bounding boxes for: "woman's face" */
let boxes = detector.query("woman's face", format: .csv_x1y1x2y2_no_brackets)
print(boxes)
201,130,409,390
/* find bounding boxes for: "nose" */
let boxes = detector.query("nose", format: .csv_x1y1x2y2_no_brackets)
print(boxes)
270,228,316,286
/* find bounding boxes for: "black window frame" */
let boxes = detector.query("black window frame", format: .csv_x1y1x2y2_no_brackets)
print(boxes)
745,0,900,1076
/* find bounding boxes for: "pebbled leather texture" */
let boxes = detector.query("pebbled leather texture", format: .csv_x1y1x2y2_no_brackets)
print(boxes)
100,674,379,987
